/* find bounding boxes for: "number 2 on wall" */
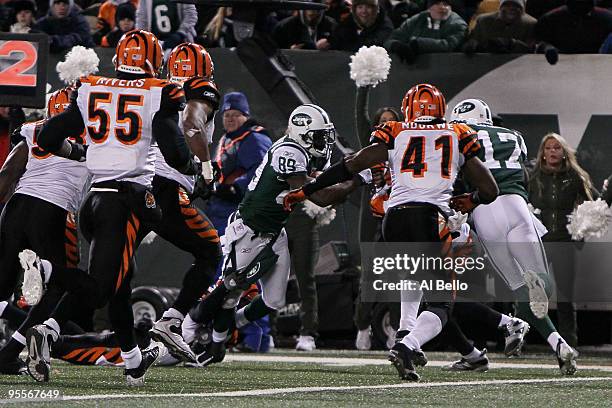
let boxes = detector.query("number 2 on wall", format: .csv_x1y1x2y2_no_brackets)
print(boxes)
0,41,37,87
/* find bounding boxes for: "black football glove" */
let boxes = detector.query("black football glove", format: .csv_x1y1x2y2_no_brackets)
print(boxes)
213,182,242,203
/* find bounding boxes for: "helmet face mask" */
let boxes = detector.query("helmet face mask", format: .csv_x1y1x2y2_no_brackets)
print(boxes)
450,99,493,126
287,104,336,158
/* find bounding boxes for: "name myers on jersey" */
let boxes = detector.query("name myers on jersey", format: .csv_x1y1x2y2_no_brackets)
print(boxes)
95,78,147,88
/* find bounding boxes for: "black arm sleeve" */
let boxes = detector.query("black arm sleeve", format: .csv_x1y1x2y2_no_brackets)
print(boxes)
153,110,198,175
38,102,85,152
10,126,26,146
302,158,354,196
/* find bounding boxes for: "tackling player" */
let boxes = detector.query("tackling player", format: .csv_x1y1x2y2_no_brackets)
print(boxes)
0,88,88,375
19,30,202,385
449,98,578,375
284,84,499,381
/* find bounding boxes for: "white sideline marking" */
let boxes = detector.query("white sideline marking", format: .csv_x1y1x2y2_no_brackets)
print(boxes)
44,377,612,402
222,354,612,372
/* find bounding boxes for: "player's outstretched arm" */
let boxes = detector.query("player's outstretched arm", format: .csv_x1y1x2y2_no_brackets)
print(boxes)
38,104,87,161
287,174,360,208
0,141,28,202
182,100,213,162
451,157,499,212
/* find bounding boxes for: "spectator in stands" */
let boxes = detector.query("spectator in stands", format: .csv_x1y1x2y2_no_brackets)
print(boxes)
463,0,536,53
380,0,425,28
529,132,597,347
536,0,612,53
92,0,139,45
33,0,94,53
385,0,467,63
329,0,394,52
325,0,351,23
198,6,278,47
135,0,197,50
526,0,564,19
100,2,135,47
9,0,36,33
273,5,337,50
601,32,612,52
206,92,272,236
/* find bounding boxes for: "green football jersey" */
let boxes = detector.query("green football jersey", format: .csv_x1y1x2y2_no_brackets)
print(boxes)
150,0,180,40
239,137,311,234
470,124,528,200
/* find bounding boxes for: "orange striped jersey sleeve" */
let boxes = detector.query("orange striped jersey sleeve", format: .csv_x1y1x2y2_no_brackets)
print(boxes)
454,123,481,160
160,82,187,113
370,121,403,149
183,77,220,110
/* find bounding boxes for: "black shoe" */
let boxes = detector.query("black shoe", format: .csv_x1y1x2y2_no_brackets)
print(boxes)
395,330,410,343
388,343,420,381
443,349,489,372
124,344,162,386
192,341,226,368
0,357,27,375
394,332,427,367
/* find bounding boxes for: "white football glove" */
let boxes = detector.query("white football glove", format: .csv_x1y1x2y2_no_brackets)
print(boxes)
447,210,468,232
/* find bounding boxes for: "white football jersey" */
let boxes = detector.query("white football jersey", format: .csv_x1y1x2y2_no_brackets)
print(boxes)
14,121,89,212
371,120,480,213
75,76,183,187
154,112,215,192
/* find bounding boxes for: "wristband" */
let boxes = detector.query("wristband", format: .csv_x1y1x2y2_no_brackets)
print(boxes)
201,160,214,181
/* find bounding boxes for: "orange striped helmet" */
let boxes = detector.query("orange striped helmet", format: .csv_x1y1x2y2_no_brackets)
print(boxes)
401,83,446,122
167,43,214,83
47,87,73,117
113,30,163,77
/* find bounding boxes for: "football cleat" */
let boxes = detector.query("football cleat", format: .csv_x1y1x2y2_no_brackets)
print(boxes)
556,340,578,375
149,317,196,363
295,335,316,352
393,331,427,367
25,324,58,382
19,250,46,306
443,349,489,372
124,343,164,386
504,318,530,357
394,329,410,344
388,343,420,381
191,341,226,368
524,270,549,319
0,357,27,375
355,328,371,351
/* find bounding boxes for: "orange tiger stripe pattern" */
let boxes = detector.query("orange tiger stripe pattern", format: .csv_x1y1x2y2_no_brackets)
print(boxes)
47,87,74,118
64,212,79,268
114,30,163,77
167,43,214,82
116,212,140,292
61,346,123,365
401,83,446,122
178,187,220,243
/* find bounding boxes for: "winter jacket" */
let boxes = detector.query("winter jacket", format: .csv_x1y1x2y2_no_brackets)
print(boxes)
273,14,337,49
135,0,197,43
34,6,95,53
330,8,394,52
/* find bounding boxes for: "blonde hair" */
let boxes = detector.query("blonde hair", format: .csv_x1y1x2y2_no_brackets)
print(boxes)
204,7,231,44
534,132,593,200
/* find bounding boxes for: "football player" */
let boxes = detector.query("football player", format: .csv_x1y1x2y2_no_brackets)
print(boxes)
449,98,578,375
19,30,203,385
134,43,223,363
284,84,499,381
0,88,88,375
186,104,363,366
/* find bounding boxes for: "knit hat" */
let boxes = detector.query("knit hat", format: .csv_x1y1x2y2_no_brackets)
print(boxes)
49,0,74,9
427,0,450,7
221,92,250,116
11,0,36,14
352,0,378,7
500,0,525,9
115,1,136,24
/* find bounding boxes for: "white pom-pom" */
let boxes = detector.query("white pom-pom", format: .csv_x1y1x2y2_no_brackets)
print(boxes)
302,200,337,227
566,199,610,240
56,46,100,85
349,46,391,88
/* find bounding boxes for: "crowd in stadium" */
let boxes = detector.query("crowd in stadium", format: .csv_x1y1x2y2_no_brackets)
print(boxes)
0,0,611,55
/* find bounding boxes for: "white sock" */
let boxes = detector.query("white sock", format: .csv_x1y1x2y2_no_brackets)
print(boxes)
399,287,422,331
463,347,482,362
162,308,184,320
235,307,248,328
121,346,142,369
547,332,565,351
212,329,228,343
181,313,198,344
498,314,512,328
43,318,60,335
12,331,26,345
0,301,7,317
401,311,442,351
40,260,53,283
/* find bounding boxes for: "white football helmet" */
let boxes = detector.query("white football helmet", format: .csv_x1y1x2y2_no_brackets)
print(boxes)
450,99,493,126
286,104,336,158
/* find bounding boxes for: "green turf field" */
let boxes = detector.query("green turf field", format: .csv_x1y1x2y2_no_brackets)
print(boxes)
0,350,611,407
